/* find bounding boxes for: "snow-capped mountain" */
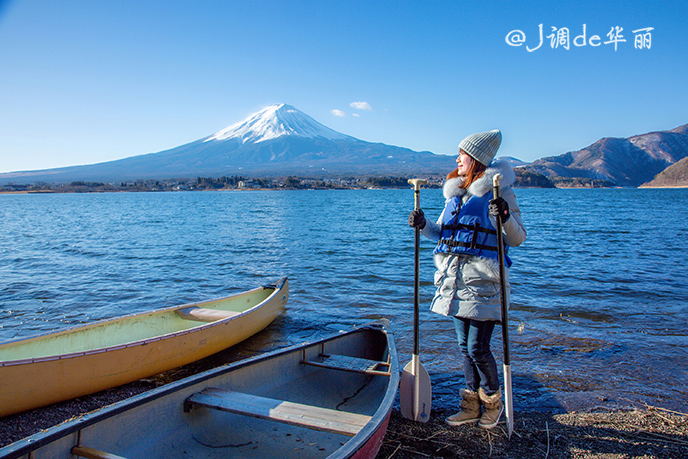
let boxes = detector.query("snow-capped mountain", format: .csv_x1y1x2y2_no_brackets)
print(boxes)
0,104,455,183
206,104,352,143
496,156,530,168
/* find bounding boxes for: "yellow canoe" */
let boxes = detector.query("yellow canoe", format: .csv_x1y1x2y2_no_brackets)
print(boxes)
0,278,288,417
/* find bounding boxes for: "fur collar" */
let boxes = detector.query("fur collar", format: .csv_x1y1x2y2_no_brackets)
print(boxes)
442,159,516,200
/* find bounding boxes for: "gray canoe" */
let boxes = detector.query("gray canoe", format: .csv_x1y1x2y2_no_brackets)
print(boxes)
0,321,399,459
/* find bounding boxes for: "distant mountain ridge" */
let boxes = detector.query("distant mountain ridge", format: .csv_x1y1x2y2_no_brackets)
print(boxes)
524,124,688,186
640,156,688,187
0,104,455,184
2,104,685,187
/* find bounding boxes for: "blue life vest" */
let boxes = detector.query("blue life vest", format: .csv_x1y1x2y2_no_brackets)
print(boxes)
434,192,512,267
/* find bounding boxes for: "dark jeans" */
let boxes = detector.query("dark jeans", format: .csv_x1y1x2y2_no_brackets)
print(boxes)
453,317,500,394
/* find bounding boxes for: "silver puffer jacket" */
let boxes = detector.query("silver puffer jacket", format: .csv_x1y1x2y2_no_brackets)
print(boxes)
421,160,526,321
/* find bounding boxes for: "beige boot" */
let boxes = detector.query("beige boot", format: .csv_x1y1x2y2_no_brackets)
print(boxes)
445,389,480,426
478,388,503,429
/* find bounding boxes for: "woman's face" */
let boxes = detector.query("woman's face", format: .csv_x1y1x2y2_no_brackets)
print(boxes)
456,150,475,176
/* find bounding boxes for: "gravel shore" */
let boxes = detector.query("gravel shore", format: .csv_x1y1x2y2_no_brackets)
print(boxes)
379,407,688,458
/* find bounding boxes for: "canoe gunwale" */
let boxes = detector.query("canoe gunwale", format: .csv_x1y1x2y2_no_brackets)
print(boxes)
0,277,288,367
0,320,397,459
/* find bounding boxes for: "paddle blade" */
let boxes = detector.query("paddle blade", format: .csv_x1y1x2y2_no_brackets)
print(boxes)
503,363,514,438
399,356,432,422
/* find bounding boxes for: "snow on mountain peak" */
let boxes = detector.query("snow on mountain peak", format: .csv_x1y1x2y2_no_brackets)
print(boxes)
205,104,352,144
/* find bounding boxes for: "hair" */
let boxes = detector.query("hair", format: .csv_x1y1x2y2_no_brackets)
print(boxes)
446,158,487,189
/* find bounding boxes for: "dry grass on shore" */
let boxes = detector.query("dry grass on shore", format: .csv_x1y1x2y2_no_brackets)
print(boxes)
378,407,688,458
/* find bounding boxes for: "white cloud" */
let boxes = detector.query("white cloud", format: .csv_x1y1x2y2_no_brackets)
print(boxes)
330,109,346,117
352,113,361,118
350,101,372,111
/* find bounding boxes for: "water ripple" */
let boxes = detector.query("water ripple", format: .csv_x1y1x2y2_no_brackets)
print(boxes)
0,189,687,412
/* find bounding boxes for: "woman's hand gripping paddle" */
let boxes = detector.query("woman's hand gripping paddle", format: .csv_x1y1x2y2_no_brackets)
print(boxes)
400,178,432,423
493,173,514,438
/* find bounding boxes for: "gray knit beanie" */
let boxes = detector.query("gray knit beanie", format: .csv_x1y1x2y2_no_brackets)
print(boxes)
458,129,502,166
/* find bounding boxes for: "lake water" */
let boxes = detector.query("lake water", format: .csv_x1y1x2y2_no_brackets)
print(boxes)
1,188,686,413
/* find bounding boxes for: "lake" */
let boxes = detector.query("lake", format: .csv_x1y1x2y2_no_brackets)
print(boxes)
1,188,686,412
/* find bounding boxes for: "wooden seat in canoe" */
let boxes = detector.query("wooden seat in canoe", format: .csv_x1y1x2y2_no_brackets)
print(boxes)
183,387,372,436
301,352,392,376
72,446,127,459
175,307,241,322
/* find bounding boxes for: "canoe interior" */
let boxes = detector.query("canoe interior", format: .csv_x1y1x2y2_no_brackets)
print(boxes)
0,287,273,362
6,326,395,459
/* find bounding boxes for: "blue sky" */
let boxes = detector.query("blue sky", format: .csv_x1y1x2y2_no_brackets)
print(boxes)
0,0,686,173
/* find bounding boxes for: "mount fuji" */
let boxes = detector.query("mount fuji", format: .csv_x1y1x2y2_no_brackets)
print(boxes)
0,104,455,183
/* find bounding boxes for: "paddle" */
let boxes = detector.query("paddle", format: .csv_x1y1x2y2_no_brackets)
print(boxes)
492,173,514,438
400,178,432,423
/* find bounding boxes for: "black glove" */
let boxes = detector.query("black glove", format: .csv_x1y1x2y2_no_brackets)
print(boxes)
408,209,426,229
489,197,510,223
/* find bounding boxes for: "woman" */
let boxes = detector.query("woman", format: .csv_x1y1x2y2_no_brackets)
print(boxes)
408,129,526,429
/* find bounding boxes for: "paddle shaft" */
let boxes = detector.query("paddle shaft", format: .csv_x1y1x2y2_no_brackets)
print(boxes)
413,188,421,356
492,177,510,364
493,174,514,437
408,179,426,356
